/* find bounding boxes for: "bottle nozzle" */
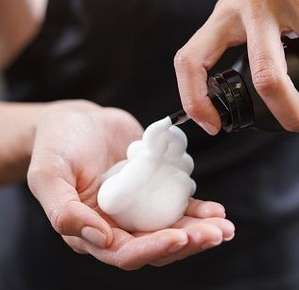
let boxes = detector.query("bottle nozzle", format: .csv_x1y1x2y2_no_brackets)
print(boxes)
169,110,190,126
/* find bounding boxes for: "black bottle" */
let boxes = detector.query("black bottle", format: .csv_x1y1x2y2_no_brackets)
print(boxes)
208,38,299,133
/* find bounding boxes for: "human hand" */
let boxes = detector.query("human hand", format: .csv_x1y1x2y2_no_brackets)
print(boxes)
66,197,234,270
27,100,143,250
27,100,234,270
174,0,299,134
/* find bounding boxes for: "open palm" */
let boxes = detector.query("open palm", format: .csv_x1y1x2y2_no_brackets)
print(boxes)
27,100,235,270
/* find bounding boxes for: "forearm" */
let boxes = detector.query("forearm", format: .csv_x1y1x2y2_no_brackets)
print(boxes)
0,102,44,184
0,0,47,69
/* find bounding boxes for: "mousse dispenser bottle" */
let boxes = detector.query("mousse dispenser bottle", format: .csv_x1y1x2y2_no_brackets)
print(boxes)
208,38,299,133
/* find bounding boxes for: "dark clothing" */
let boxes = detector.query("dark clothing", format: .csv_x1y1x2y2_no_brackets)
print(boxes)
3,0,299,289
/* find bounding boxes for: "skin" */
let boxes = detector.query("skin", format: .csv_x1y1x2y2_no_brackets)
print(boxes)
2,100,235,270
0,0,236,270
0,0,48,69
174,0,299,135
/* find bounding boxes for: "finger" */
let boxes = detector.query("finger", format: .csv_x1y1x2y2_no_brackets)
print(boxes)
151,222,223,267
186,198,226,218
152,217,235,267
200,218,235,241
62,236,88,255
174,9,245,135
244,8,299,132
28,167,113,248
84,227,133,265
87,228,188,270
173,216,235,241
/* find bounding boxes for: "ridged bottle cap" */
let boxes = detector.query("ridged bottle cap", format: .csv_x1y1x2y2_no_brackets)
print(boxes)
208,70,254,132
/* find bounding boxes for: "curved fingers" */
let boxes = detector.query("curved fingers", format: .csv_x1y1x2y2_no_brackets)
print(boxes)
151,216,235,267
83,228,188,271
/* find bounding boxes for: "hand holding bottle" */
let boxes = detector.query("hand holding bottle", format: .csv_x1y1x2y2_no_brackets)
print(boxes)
174,0,299,134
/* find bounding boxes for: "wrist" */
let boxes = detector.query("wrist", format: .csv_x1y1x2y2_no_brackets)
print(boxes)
0,102,46,183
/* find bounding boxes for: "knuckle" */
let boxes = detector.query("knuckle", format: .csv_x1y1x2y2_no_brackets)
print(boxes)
70,244,88,255
49,207,65,235
67,241,87,255
115,255,143,271
64,237,88,255
27,166,51,194
203,223,223,241
212,228,223,243
71,248,86,255
252,63,282,96
182,102,200,120
116,259,134,271
27,168,38,193
151,261,169,267
49,200,79,235
174,49,194,71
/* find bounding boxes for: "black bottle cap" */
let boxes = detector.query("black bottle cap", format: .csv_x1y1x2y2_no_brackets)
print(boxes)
208,70,254,133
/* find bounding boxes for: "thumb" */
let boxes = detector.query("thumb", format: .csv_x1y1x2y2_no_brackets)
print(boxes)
27,169,113,248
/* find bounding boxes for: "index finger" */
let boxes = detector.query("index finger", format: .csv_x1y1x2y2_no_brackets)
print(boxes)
244,8,299,132
174,10,244,135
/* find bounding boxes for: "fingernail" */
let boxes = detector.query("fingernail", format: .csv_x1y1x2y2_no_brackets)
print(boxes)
168,239,188,253
200,122,219,135
81,227,107,248
224,232,235,242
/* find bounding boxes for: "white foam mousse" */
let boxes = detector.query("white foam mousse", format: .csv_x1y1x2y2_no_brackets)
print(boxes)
97,117,196,232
